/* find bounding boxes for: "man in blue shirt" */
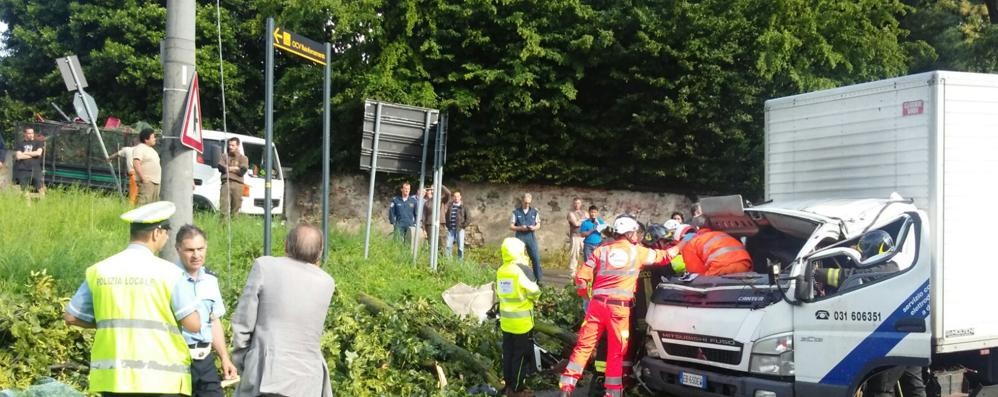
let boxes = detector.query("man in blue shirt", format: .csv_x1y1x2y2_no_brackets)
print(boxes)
510,192,543,283
174,225,238,396
388,182,419,242
578,205,605,266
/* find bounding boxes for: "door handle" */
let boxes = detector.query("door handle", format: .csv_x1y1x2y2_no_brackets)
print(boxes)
894,316,926,333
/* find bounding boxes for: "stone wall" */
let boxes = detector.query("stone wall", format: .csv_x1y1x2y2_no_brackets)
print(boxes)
292,174,692,254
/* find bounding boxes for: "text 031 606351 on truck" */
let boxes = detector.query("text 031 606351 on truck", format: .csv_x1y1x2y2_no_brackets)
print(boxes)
637,71,998,397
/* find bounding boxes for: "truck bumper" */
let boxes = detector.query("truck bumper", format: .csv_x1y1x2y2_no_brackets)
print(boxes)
638,357,793,397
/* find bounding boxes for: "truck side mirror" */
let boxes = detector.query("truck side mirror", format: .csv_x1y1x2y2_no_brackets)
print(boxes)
794,272,811,302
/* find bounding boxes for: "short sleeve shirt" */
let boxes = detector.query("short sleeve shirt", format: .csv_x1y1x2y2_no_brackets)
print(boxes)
579,217,605,245
66,244,198,324
174,264,225,345
115,146,135,172
132,143,161,184
14,139,44,171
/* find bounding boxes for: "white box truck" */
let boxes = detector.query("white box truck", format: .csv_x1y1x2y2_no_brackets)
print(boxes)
193,130,286,215
638,71,998,396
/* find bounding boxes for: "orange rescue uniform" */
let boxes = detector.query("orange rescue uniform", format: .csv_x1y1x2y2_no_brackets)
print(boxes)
680,230,752,275
559,238,674,396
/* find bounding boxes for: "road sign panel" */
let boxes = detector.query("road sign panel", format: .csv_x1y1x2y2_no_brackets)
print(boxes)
72,91,99,123
180,72,204,153
55,55,89,91
272,26,326,65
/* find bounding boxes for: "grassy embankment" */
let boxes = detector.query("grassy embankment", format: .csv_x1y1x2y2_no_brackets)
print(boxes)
0,187,578,394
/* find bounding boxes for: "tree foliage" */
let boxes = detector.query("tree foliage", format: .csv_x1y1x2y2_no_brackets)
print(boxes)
3,0,997,198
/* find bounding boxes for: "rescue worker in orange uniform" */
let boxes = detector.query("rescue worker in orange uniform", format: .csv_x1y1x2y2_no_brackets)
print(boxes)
559,216,678,397
670,225,752,276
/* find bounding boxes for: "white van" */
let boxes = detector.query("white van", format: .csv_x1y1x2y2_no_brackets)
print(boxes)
193,130,285,215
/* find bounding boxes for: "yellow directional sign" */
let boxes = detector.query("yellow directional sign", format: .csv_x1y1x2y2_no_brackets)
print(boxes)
272,26,326,65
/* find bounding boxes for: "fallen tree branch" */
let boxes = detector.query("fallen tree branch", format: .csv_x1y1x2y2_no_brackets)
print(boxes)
356,292,502,389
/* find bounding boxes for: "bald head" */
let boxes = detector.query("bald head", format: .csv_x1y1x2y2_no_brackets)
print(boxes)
285,224,324,264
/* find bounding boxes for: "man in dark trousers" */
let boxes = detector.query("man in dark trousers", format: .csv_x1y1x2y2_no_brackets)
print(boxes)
510,192,543,283
216,137,249,217
496,237,541,397
13,127,44,193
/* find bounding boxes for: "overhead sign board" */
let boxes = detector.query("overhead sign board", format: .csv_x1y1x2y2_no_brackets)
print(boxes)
180,72,204,153
360,101,439,174
272,26,326,65
55,55,89,92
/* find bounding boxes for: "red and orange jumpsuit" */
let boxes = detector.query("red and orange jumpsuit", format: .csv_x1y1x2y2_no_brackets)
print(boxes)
559,237,673,396
680,230,752,275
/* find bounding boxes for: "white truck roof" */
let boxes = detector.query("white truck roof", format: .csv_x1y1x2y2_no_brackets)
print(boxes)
765,70,998,353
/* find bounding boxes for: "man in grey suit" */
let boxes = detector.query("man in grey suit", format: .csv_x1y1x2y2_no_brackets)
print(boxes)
231,224,336,397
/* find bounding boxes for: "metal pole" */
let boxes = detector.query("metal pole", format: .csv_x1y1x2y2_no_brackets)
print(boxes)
411,111,433,260
321,42,331,263
429,117,445,271
64,58,122,196
161,0,196,263
363,103,384,259
263,17,274,255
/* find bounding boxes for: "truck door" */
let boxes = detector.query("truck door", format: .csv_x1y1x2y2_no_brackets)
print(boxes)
792,213,931,396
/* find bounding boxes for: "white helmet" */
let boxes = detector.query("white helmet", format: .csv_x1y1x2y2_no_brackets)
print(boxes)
663,219,681,232
613,216,640,235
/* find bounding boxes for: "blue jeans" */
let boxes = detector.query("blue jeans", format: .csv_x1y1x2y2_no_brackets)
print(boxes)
582,243,598,266
515,232,542,283
446,228,465,258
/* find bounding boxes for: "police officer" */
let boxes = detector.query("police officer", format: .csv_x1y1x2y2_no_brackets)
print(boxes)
497,237,541,397
64,201,201,396
389,181,419,242
510,192,543,283
174,225,238,396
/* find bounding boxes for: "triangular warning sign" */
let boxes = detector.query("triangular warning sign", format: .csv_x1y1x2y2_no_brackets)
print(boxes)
180,72,204,153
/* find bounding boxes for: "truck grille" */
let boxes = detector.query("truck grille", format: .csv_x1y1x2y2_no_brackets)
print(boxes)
662,343,742,365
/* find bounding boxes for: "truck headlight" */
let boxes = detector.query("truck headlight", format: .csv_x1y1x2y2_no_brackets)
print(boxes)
749,334,794,376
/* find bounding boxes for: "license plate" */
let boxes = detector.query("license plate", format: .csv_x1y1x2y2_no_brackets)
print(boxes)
678,371,707,389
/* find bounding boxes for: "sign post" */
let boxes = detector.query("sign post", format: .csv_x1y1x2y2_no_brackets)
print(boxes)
264,17,332,257
55,55,123,196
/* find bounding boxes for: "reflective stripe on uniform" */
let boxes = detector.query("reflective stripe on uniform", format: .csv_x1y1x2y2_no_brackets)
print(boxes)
591,288,634,298
498,296,526,304
91,359,189,374
605,376,623,386
566,361,585,374
96,319,181,335
560,375,579,386
606,389,623,396
500,310,532,318
705,245,747,263
701,234,726,253
598,269,640,277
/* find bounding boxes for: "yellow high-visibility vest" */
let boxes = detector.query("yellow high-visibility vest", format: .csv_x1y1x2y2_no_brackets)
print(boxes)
496,262,541,334
86,249,192,394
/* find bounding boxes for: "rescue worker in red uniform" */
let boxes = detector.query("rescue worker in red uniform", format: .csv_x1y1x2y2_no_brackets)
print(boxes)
670,226,752,276
559,216,678,397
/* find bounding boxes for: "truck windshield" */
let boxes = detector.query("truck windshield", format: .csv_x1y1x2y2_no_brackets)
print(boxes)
243,143,282,180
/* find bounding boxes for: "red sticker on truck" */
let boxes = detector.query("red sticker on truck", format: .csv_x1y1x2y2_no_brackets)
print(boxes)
903,100,924,116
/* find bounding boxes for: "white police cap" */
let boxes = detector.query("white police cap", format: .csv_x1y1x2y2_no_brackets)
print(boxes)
121,201,176,226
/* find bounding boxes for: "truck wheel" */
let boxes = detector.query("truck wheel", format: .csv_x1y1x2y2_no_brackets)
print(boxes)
193,196,213,212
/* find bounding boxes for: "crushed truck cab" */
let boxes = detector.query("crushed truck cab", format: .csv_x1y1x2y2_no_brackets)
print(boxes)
640,196,932,396
639,71,998,397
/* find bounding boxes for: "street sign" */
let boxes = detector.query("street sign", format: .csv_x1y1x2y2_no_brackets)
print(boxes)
272,26,326,65
180,72,204,153
72,91,99,123
55,55,89,91
359,100,439,174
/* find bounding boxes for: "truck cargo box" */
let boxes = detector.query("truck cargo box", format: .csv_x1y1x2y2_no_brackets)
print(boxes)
764,71,998,353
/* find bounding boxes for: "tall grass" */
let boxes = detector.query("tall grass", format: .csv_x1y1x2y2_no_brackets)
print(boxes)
0,187,497,305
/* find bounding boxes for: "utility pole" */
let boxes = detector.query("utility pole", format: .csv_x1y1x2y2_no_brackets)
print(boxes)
161,0,196,262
